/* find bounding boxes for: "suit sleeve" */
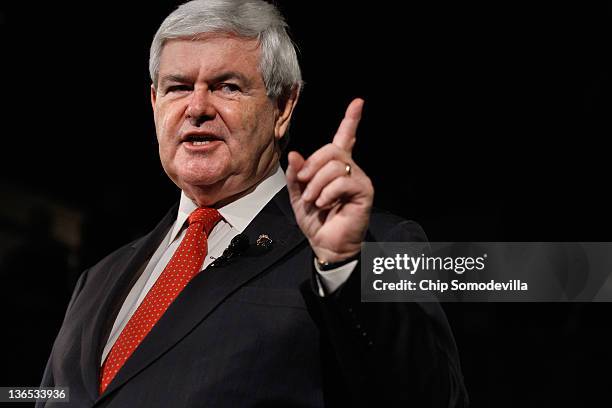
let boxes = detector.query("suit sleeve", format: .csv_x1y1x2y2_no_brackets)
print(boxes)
301,216,468,408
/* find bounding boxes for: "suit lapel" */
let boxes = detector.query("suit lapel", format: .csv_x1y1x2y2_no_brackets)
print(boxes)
82,204,178,402
98,188,306,400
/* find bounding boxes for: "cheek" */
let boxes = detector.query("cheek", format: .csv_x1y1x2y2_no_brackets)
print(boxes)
219,105,260,154
238,103,275,143
240,101,271,130
154,107,182,170
155,105,183,149
157,109,177,139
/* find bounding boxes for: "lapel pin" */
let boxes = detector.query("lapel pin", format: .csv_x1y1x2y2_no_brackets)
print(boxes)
256,234,273,250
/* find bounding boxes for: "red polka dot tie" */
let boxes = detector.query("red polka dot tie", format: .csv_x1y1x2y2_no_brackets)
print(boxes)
99,207,221,394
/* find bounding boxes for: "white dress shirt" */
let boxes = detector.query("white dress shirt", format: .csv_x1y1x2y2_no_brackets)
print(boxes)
101,166,357,365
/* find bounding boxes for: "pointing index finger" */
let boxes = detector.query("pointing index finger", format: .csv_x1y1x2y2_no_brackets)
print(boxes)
332,98,364,154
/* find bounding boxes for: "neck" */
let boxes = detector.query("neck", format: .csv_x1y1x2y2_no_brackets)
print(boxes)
213,163,280,208
185,161,280,208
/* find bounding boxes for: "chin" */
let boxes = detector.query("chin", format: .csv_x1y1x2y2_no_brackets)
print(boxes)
169,157,228,185
180,182,233,207
175,166,231,195
177,171,225,188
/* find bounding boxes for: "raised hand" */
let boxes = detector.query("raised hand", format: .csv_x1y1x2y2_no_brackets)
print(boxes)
286,98,374,263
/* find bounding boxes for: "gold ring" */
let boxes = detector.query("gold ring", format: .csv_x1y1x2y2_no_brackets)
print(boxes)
344,163,352,177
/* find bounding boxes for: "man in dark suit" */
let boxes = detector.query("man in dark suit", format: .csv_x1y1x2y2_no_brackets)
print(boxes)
39,0,467,406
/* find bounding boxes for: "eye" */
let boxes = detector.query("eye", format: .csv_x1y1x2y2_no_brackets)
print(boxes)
217,83,241,94
165,84,192,94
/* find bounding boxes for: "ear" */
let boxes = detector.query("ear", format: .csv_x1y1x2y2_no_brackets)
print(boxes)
150,84,158,115
274,86,300,140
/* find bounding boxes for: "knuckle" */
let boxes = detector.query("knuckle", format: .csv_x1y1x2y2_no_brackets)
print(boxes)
365,176,374,191
365,177,374,194
354,173,372,190
310,144,335,166
334,160,347,172
320,184,331,198
324,143,339,155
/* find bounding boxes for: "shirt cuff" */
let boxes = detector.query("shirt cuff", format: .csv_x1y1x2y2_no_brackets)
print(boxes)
314,258,359,296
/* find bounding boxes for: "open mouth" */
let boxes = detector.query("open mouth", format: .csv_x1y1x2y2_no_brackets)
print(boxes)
183,135,222,146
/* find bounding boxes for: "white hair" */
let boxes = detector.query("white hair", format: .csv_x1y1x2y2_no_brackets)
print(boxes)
149,0,302,99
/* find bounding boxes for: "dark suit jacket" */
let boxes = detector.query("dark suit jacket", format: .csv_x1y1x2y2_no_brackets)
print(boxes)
39,188,467,407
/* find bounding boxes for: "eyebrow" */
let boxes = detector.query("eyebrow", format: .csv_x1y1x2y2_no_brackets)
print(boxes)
209,71,251,87
158,71,252,89
158,74,192,88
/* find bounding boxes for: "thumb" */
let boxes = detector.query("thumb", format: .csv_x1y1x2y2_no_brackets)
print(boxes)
286,151,306,202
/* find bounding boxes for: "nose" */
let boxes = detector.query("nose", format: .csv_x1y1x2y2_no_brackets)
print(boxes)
185,87,216,126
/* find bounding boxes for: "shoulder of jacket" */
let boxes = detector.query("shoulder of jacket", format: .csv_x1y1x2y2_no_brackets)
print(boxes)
368,208,428,242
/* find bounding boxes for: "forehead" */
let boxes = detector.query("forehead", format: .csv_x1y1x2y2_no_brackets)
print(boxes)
158,35,262,78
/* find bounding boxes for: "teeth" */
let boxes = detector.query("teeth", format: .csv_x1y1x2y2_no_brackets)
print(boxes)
191,141,211,145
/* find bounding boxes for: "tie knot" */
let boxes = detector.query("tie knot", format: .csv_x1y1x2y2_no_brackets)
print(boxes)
188,207,222,235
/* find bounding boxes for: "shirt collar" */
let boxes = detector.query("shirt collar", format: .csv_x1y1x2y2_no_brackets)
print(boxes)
170,166,287,244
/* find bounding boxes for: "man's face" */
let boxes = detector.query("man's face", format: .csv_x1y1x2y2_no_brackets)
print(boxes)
151,35,294,206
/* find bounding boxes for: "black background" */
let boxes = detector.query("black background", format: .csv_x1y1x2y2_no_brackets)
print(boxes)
0,1,610,406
